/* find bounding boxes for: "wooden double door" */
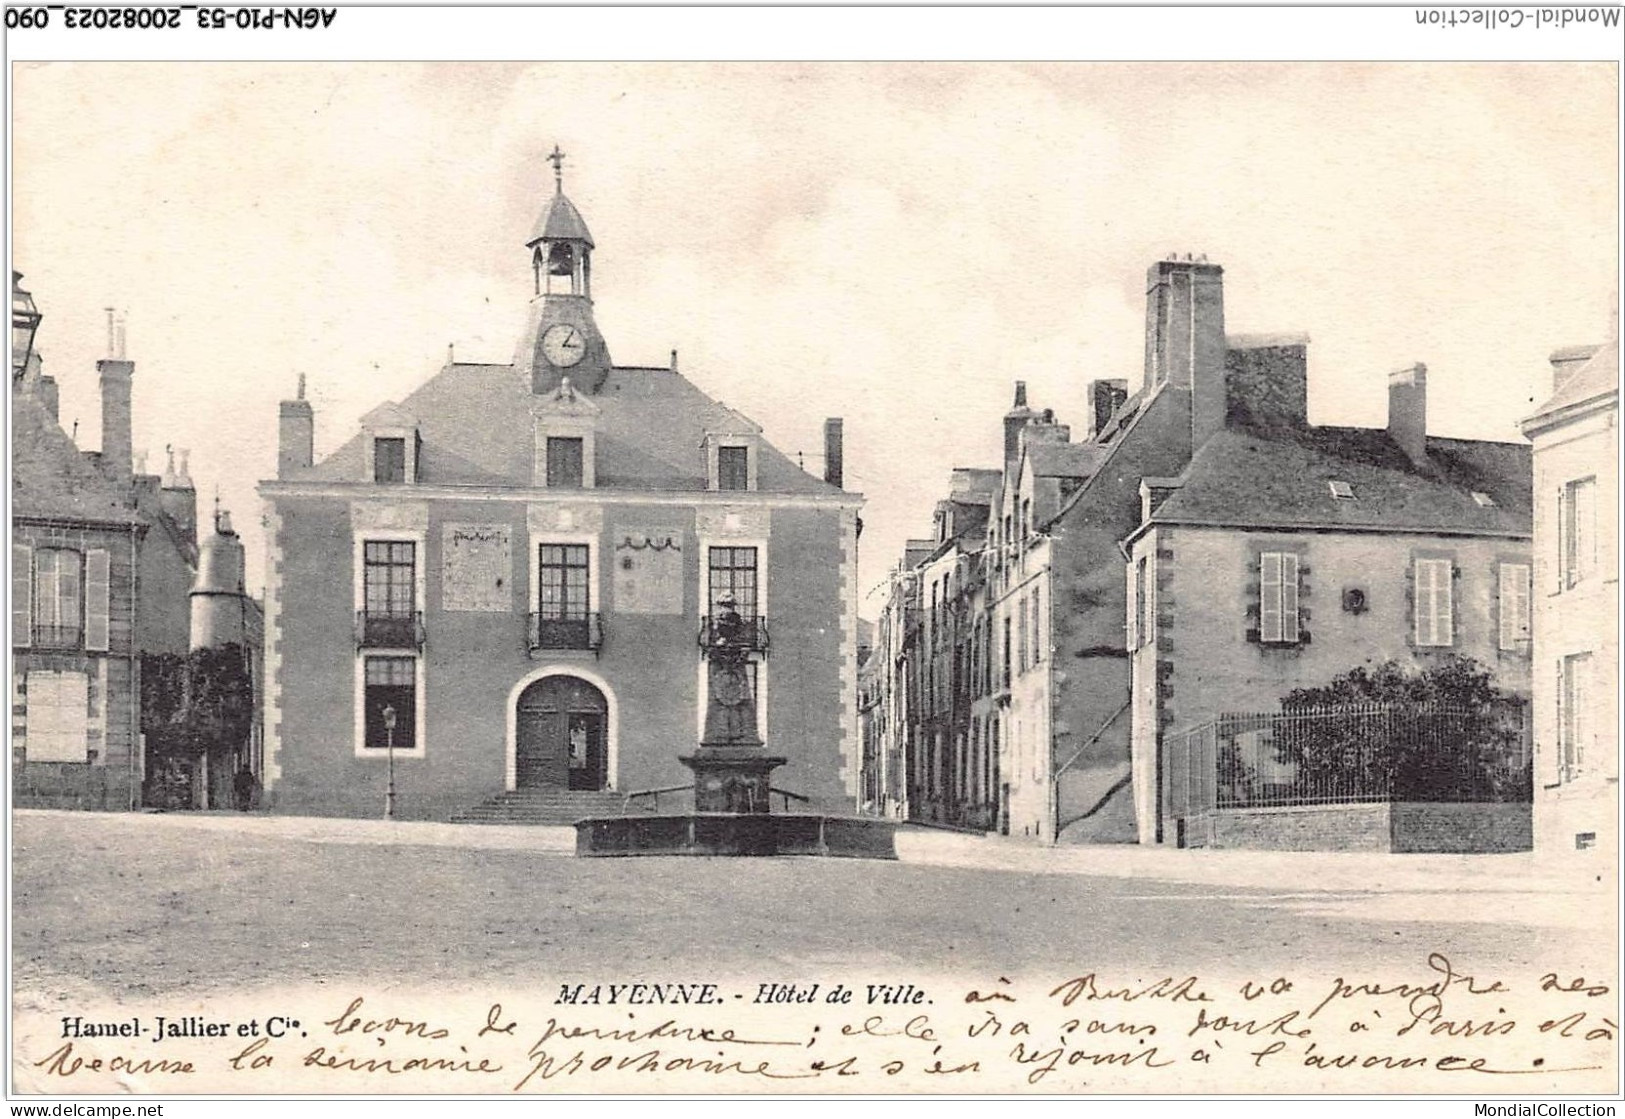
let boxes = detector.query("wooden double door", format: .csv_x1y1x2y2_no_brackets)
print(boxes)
516,676,608,790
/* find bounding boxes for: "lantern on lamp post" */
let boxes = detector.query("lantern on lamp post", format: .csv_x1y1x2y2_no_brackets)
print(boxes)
12,271,42,381
382,703,398,821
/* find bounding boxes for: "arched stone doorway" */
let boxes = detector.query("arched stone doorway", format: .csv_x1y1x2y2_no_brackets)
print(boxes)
514,675,609,790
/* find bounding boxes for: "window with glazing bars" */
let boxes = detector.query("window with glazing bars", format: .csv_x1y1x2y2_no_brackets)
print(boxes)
363,541,416,617
539,544,590,619
708,546,758,617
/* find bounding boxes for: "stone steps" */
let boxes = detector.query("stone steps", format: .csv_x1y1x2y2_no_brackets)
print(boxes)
449,788,627,827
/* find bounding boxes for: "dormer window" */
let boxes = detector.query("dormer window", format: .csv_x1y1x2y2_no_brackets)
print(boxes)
718,446,750,491
360,402,420,485
532,376,599,489
1328,480,1355,500
1472,491,1496,507
703,423,761,493
374,438,406,484
546,437,584,488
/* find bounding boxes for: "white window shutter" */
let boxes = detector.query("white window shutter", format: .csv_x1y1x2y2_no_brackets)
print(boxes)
85,549,110,652
1437,561,1454,645
1556,488,1567,591
1131,561,1144,649
12,544,31,648
1260,552,1282,642
1555,658,1567,781
1413,559,1431,645
1499,563,1530,650
1280,553,1299,643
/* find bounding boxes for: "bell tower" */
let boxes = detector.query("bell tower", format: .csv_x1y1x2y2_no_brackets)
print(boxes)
518,146,611,394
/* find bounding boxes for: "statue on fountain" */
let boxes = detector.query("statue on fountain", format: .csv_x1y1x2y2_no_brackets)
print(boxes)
684,591,782,813
701,592,764,749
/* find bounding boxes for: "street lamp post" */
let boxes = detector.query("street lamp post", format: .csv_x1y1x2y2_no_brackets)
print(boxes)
12,271,42,380
382,704,397,821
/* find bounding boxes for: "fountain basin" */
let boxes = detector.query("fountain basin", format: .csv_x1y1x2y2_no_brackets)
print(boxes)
575,812,897,859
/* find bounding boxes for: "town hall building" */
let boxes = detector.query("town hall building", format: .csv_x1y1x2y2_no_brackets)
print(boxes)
258,156,862,820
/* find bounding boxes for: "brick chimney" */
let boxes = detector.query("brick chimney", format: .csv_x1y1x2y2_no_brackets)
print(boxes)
1145,256,1226,450
1388,363,1429,466
279,373,314,479
823,417,844,490
97,356,134,488
1003,381,1037,467
1085,379,1128,440
1548,344,1600,395
1224,334,1309,429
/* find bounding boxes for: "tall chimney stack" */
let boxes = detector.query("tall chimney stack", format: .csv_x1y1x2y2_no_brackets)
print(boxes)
1388,363,1429,467
1085,379,1128,440
279,374,315,479
1145,256,1226,450
823,417,844,490
1003,381,1036,468
97,348,134,489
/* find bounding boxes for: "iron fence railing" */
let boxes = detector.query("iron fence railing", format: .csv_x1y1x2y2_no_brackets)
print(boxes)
1166,702,1532,820
30,624,83,650
528,612,604,653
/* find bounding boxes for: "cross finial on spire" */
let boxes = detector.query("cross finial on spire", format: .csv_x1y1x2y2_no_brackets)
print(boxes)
547,144,566,192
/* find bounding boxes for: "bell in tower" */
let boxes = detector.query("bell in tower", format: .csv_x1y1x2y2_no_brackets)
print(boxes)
518,146,611,394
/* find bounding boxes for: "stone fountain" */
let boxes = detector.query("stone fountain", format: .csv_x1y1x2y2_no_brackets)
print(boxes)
574,594,896,858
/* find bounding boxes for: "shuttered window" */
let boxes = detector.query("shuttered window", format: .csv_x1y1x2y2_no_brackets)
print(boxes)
31,548,82,649
1259,552,1300,644
717,446,749,492
1559,653,1592,782
546,437,584,489
1497,562,1531,651
1562,477,1597,589
84,549,110,652
1413,558,1454,647
13,544,31,648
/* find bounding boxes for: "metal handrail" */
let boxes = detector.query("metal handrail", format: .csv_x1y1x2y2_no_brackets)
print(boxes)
354,610,424,650
528,612,604,653
697,614,770,654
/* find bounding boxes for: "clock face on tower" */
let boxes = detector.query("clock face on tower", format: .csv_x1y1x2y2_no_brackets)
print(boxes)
541,323,586,367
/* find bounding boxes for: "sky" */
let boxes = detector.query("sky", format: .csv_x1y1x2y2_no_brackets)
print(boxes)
10,62,1619,613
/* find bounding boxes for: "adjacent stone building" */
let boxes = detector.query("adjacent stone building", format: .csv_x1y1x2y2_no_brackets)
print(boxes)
1126,343,1533,848
12,278,259,809
258,163,862,820
865,255,1537,848
1522,337,1618,857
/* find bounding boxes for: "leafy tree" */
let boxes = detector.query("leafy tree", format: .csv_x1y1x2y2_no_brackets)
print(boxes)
140,645,254,757
1257,657,1531,803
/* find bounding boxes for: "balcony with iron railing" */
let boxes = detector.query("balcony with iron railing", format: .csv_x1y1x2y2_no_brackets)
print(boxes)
29,624,83,650
697,614,770,655
529,612,604,653
354,611,425,650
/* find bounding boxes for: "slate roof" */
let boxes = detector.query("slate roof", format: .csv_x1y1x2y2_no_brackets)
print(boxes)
11,389,144,526
529,191,595,248
297,362,841,496
1149,422,1531,537
1525,340,1618,428
1028,441,1108,480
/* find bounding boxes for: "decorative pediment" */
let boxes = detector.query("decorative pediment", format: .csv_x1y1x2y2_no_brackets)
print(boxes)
530,376,601,421
532,376,599,488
